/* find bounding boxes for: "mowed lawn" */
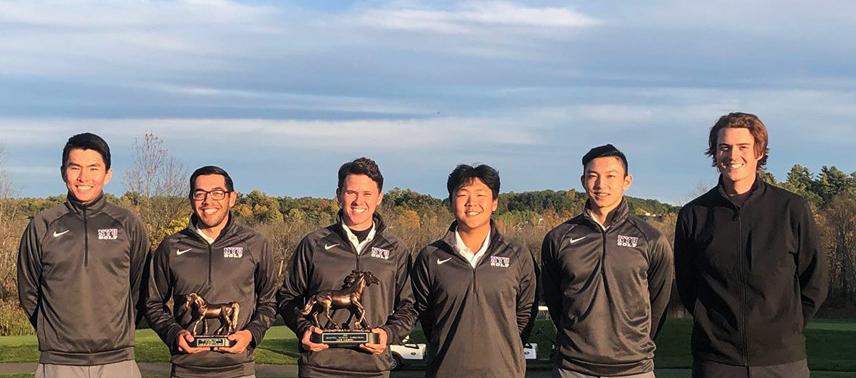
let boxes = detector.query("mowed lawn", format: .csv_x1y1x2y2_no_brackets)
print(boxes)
1,318,854,375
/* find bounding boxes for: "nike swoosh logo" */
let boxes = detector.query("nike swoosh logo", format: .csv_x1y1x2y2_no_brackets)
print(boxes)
176,248,192,255
437,257,452,265
52,230,70,237
569,236,585,244
324,243,339,250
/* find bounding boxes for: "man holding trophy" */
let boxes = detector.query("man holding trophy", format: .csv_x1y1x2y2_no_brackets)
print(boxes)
145,166,278,378
277,157,416,377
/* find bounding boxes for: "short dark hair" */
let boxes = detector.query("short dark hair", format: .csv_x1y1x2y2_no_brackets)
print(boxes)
337,157,383,191
706,112,769,169
582,144,628,175
189,166,234,195
62,133,111,170
447,164,500,202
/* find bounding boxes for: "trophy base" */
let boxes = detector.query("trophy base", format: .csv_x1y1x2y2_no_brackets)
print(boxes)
190,336,236,349
310,330,379,347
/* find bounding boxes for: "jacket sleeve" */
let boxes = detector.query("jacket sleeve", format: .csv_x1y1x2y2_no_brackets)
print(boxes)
516,246,538,341
244,238,279,346
144,240,185,350
647,231,674,340
410,248,434,339
540,231,563,331
17,220,42,329
127,215,150,325
673,208,696,314
380,246,417,344
276,237,315,338
795,199,828,326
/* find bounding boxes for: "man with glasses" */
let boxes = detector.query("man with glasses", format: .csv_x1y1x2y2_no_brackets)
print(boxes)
145,166,278,378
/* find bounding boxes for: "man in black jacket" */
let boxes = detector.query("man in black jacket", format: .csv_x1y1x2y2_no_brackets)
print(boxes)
17,133,149,378
541,145,673,378
412,164,538,378
675,113,829,377
277,157,416,377
145,166,278,378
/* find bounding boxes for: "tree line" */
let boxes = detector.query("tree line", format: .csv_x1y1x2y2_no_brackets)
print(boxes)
0,134,853,335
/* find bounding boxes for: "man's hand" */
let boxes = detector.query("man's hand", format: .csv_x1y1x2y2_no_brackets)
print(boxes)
217,330,253,354
359,327,388,354
301,326,330,352
176,330,208,354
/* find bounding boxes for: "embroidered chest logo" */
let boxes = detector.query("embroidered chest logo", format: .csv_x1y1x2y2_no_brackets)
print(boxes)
223,247,244,258
490,256,510,268
370,247,390,260
617,235,639,248
98,228,118,240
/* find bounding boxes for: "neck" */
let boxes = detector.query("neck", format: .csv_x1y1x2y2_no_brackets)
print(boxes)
458,222,490,252
198,215,229,240
722,174,756,196
588,203,619,227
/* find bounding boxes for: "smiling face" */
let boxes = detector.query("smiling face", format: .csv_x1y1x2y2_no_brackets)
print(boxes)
63,148,112,204
452,178,498,233
581,156,632,214
716,127,762,189
191,174,236,230
337,174,383,231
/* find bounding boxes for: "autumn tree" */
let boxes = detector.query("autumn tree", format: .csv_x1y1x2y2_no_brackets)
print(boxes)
122,133,189,248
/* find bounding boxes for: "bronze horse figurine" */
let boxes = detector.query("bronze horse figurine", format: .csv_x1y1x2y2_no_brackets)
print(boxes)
301,270,380,330
182,293,240,336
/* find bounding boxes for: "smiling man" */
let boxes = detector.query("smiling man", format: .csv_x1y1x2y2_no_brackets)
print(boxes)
541,144,673,378
17,133,150,378
411,164,537,378
277,157,416,378
675,113,828,378
145,166,278,378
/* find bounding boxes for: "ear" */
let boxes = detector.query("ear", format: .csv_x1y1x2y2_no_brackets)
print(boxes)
377,191,384,206
623,174,633,191
491,198,498,213
103,168,113,186
579,174,586,189
60,165,68,183
228,191,238,208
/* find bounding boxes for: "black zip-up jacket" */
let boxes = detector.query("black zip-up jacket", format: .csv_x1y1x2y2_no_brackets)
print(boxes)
145,214,278,378
541,200,673,376
17,193,149,365
277,213,416,377
412,221,538,378
675,177,828,367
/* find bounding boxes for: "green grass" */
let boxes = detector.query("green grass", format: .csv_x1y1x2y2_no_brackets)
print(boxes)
1,318,853,374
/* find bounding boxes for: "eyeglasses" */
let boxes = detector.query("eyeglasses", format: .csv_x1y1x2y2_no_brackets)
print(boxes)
192,189,231,201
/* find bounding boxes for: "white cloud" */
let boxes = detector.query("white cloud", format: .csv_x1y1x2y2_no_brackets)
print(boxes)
360,2,600,34
0,117,540,152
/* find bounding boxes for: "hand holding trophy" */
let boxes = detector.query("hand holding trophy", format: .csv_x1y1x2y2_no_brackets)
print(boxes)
302,270,382,347
182,293,240,349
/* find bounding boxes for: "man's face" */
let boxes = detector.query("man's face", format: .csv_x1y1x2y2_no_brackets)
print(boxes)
337,174,383,231
716,127,762,185
191,174,236,229
452,178,497,232
581,156,632,213
63,148,112,204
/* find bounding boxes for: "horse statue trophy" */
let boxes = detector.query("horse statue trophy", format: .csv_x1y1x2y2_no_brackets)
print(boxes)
182,292,240,349
301,270,381,347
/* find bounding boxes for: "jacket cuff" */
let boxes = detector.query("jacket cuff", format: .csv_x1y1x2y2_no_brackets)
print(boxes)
245,323,265,347
380,325,396,345
166,325,185,351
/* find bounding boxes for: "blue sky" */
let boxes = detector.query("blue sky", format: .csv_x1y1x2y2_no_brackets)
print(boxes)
1,0,854,204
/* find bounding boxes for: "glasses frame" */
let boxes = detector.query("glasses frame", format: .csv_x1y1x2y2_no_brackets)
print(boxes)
191,189,231,201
